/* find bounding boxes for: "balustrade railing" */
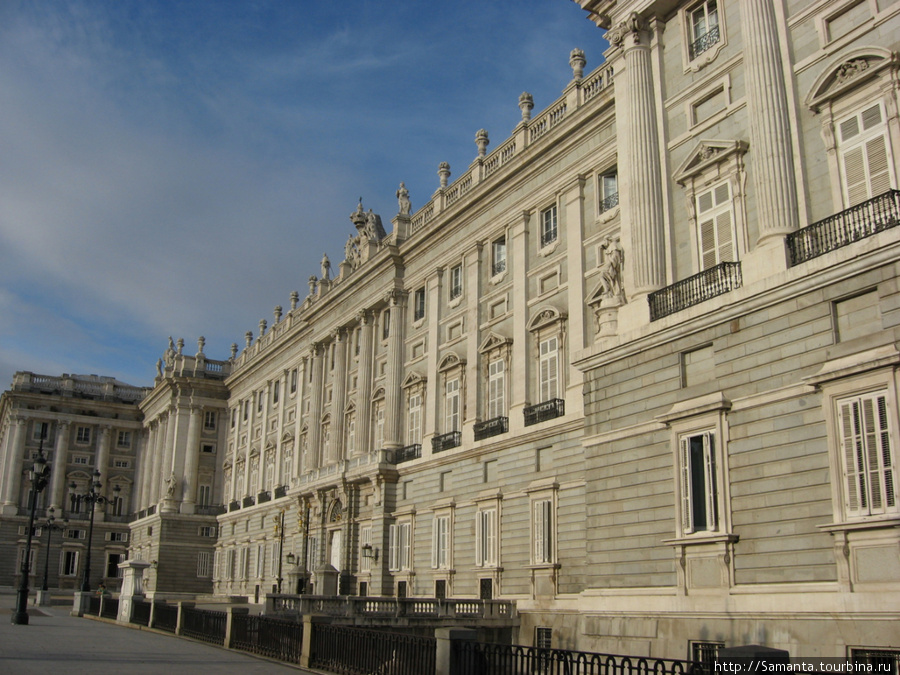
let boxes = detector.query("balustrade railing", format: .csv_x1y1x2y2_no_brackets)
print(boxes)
231,613,303,663
599,191,619,213
648,261,742,321
786,189,900,266
310,624,435,675
524,399,565,426
180,607,226,645
431,431,461,453
690,25,720,60
268,594,516,623
474,416,508,441
394,444,421,464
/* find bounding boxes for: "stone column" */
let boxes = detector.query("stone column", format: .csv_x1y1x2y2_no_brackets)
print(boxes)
330,330,348,463
1,416,26,511
95,426,112,497
160,407,178,500
355,312,374,456
181,405,202,512
49,421,70,512
138,422,156,509
149,414,167,504
608,13,666,295
510,213,529,418
383,291,406,449
465,244,483,425
740,0,798,244
424,271,442,448
307,345,325,469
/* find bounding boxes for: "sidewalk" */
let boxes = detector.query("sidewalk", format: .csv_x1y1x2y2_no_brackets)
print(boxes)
0,590,315,674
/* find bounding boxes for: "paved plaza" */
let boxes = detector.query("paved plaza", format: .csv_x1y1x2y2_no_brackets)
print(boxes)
0,589,312,674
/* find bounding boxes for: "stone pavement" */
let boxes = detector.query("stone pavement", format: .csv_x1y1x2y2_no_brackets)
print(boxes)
0,589,315,674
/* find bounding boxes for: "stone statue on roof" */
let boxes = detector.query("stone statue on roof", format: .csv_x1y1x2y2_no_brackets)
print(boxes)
397,182,411,216
321,253,331,281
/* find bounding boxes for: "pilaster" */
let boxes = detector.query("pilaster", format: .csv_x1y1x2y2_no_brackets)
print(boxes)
49,421,70,512
181,405,202,513
1,416,26,511
307,345,325,470
355,312,374,456
331,330,348,464
383,291,407,449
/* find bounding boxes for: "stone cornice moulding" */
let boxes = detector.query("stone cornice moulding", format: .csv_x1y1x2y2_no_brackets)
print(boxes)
802,344,900,387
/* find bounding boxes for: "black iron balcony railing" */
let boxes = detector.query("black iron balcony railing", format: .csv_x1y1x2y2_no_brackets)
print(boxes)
432,431,462,453
474,416,508,441
524,399,565,426
649,261,742,321
242,496,255,508
786,189,900,266
228,500,240,512
599,191,619,213
274,485,287,499
689,25,720,60
394,444,421,464
257,491,271,504
540,228,557,248
492,259,507,276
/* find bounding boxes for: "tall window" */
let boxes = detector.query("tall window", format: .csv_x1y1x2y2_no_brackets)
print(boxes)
414,287,426,321
61,550,79,576
539,337,559,402
696,181,734,269
76,427,91,444
204,411,217,430
197,551,212,578
540,204,558,247
360,525,372,572
475,507,498,567
198,483,211,507
257,391,264,412
346,414,356,455
445,379,460,432
116,431,131,447
837,103,893,207
374,405,385,450
688,1,720,59
407,394,422,446
450,264,463,300
599,170,619,213
532,499,554,564
492,237,507,276
389,521,412,571
488,359,506,419
838,392,896,518
272,381,280,405
290,368,298,393
432,515,451,569
679,431,719,534
382,310,391,340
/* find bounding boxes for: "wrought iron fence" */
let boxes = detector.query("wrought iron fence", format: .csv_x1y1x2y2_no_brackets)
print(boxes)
455,642,702,675
85,595,101,616
786,189,900,266
153,602,178,633
231,613,303,664
474,416,508,441
648,261,742,321
432,431,462,453
100,596,119,619
310,624,435,675
524,399,565,426
180,607,226,645
131,599,151,626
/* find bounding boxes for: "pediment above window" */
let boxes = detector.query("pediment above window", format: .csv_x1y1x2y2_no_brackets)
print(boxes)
674,139,748,185
281,431,294,444
806,48,897,113
438,352,466,372
371,387,385,402
527,306,567,332
402,372,427,389
479,332,512,354
344,401,357,416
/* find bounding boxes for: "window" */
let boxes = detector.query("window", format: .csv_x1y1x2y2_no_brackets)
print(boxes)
388,521,412,571
407,393,422,446
540,204,558,247
492,237,507,276
432,515,451,569
290,368,298,393
106,553,123,578
679,430,719,534
243,400,249,421
257,390,264,413
599,170,618,213
484,459,498,484
32,422,48,441
532,498,554,564
374,404,385,450
414,287,426,321
838,391,896,518
76,426,91,444
197,551,212,578
696,181,734,269
450,264,463,300
488,359,506,419
61,550,79,576
360,525,372,572
445,379,460,432
688,1,720,60
692,641,724,669
16,547,36,574
201,443,215,454
346,414,356,455
117,430,133,447
382,309,391,340
539,337,559,402
475,507,498,567
204,411,217,430
306,535,319,570
66,529,86,539
272,381,280,405
837,103,893,207
536,627,553,650
74,456,88,465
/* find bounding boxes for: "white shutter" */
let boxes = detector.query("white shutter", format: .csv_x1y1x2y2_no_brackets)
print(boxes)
840,104,894,206
840,399,867,516
432,517,439,569
389,524,399,571
400,523,411,570
703,433,718,531
679,437,694,534
475,511,483,566
697,183,734,269
540,338,559,402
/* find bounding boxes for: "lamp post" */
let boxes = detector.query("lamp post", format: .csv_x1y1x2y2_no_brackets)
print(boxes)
40,507,68,593
12,432,51,625
69,471,119,593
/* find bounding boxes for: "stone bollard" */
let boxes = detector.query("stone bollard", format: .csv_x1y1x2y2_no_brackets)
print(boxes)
223,606,249,649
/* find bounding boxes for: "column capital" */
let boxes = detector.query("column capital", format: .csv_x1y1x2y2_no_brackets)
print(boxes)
606,12,649,50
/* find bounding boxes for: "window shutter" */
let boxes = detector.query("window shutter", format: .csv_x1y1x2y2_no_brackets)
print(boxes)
840,399,866,515
400,523,410,570
680,437,694,534
533,502,545,563
876,395,896,510
475,512,483,566
866,135,891,197
432,517,439,569
704,433,719,531
388,524,398,571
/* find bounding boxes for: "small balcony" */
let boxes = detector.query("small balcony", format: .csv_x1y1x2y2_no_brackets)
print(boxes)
786,189,900,266
474,416,508,441
524,399,565,426
228,500,240,512
599,191,619,213
432,431,462,453
257,490,271,504
274,485,287,499
648,261,742,321
394,444,421,464
689,25,720,60
242,495,255,508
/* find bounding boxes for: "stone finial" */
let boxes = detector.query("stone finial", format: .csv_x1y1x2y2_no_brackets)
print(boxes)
230,343,238,360
519,92,534,121
259,319,268,336
438,162,451,188
197,336,205,355
274,306,282,324
308,275,317,296
245,331,253,349
570,48,586,80
350,198,367,234
290,291,299,310
176,338,184,355
475,129,489,157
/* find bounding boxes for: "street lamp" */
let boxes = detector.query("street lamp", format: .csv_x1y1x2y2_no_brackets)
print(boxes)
40,507,68,593
69,471,119,593
12,433,51,625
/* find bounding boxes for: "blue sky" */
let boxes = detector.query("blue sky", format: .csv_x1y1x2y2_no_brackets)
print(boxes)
0,0,607,389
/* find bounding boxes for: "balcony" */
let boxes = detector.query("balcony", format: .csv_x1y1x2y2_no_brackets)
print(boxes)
228,500,240,512
257,491,271,504
524,399,565,426
474,416,508,441
394,444,421,464
242,496,255,508
689,25,720,60
599,191,619,213
648,261,742,321
274,485,287,499
431,431,462,453
786,189,900,266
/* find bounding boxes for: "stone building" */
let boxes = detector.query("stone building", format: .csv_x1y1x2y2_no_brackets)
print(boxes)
0,372,146,591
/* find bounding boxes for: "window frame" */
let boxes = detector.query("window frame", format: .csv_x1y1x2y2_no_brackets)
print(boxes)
432,512,452,570
491,236,507,278
540,203,558,248
475,503,499,568
449,264,463,301
413,287,426,322
681,0,725,69
76,426,91,444
388,520,413,572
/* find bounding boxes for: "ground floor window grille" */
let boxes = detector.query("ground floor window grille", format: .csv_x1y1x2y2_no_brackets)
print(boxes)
691,641,724,671
851,649,900,675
